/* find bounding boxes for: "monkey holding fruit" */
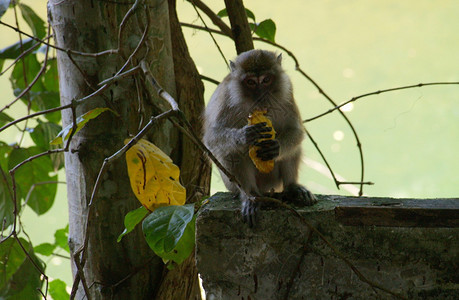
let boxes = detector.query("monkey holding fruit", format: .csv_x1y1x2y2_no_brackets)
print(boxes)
203,49,316,226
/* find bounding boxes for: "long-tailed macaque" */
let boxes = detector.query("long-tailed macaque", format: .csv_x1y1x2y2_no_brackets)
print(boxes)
203,49,316,226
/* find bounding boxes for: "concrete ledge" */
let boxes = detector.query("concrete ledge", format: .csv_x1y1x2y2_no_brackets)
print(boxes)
196,193,459,299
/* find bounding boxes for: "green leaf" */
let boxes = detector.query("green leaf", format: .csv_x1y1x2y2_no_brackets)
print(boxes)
0,112,14,128
54,225,69,253
0,0,10,20
10,53,44,92
43,59,59,92
117,206,149,242
142,204,194,254
49,279,69,300
254,19,276,42
0,238,44,300
12,89,61,122
0,38,37,60
7,147,57,215
162,215,196,269
0,141,12,171
30,120,62,150
10,55,61,121
0,143,14,228
245,8,256,21
19,4,46,39
50,108,113,145
216,8,227,18
0,238,26,289
32,91,61,122
34,243,56,256
29,120,64,171
0,173,14,228
217,8,256,21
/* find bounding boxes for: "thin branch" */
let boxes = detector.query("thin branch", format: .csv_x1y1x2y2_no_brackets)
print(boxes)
304,81,459,122
98,65,141,86
116,5,150,76
0,20,118,57
200,74,220,85
0,37,51,115
64,100,78,151
0,38,41,76
188,1,229,69
118,0,141,53
22,181,67,213
0,103,72,133
9,149,65,174
140,60,179,110
13,233,49,298
187,0,233,37
13,4,32,147
304,128,341,190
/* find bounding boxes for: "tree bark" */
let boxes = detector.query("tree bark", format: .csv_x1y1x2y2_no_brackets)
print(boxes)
48,0,183,298
153,1,211,299
224,0,254,54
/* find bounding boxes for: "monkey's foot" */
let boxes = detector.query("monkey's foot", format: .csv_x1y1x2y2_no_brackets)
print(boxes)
282,184,317,207
241,197,259,228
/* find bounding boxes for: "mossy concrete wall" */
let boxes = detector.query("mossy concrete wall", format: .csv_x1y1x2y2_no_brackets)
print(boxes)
196,193,458,299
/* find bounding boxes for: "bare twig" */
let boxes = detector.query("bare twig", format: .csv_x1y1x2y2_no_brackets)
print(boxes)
116,6,150,75
0,38,42,76
9,149,65,174
118,0,142,54
1,36,51,116
187,1,229,69
187,0,233,37
200,74,220,85
140,60,179,110
0,103,73,133
304,81,459,122
0,20,118,57
98,65,141,86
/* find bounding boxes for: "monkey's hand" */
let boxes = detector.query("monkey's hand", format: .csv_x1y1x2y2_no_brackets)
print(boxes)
254,139,280,161
282,183,317,207
241,195,258,228
240,122,273,145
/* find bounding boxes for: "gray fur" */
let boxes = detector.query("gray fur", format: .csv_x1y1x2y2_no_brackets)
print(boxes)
202,49,315,225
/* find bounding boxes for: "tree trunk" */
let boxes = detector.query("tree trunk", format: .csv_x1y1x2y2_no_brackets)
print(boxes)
224,0,254,54
153,1,211,299
48,0,200,298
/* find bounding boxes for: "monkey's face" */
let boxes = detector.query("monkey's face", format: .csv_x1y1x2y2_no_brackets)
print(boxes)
241,72,278,100
230,50,284,104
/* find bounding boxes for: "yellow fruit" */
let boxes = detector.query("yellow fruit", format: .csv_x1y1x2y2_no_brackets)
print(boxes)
248,110,276,173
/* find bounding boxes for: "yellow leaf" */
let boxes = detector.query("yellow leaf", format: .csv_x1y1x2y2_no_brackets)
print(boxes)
248,110,276,173
125,138,186,211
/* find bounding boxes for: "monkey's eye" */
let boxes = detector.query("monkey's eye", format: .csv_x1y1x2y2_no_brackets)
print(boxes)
245,78,257,87
261,76,272,85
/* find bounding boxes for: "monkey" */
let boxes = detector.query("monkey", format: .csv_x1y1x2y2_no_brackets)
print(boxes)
203,49,316,226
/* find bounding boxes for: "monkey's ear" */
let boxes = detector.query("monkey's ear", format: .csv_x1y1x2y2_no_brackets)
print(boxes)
277,53,283,65
230,60,236,72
